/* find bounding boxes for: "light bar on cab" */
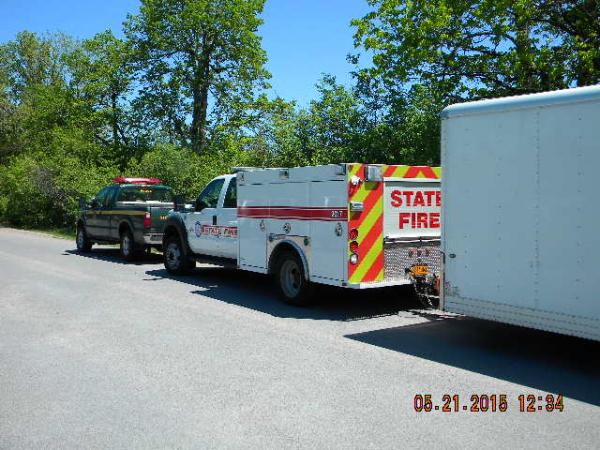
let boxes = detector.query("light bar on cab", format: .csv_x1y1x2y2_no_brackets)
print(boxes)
113,177,162,185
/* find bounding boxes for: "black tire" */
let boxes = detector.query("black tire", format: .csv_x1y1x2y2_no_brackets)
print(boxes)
75,225,92,252
120,229,140,262
163,235,195,275
275,250,314,306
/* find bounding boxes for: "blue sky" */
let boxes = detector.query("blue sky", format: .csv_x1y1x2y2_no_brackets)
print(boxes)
1,0,372,105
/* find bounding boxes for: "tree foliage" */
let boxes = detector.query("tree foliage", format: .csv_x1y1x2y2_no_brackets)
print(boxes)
1,0,599,229
124,0,270,153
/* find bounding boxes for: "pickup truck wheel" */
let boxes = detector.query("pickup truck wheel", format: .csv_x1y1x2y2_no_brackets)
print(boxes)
76,226,92,252
276,251,313,306
120,229,139,262
163,236,195,275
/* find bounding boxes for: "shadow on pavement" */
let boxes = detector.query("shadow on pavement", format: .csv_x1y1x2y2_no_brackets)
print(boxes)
347,314,600,406
64,248,163,265
145,267,421,322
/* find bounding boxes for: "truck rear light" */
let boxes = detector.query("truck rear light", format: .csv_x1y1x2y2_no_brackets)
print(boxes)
350,253,359,265
349,241,359,252
143,212,152,229
349,228,358,240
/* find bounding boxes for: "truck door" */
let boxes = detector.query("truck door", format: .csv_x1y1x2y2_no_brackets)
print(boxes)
97,186,117,239
85,187,110,238
216,177,238,259
186,177,225,257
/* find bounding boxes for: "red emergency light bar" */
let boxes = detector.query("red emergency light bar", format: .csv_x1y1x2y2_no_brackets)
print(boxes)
113,177,162,185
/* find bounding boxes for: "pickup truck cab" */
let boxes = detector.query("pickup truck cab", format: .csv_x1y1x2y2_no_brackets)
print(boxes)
162,174,237,268
76,177,174,261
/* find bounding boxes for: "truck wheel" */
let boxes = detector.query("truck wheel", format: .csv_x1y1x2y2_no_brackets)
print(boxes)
120,229,139,262
276,251,313,306
76,225,92,252
163,236,195,275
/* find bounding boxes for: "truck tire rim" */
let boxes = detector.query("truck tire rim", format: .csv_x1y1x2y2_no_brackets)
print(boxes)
122,235,131,255
280,259,302,298
77,229,85,248
166,243,181,269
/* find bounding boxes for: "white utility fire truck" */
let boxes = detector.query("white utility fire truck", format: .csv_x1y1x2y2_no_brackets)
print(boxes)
162,163,442,305
441,85,600,341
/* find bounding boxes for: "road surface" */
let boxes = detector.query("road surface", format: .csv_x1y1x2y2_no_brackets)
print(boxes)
0,227,598,449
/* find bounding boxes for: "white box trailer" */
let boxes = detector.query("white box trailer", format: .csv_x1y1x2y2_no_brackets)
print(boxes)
441,86,600,341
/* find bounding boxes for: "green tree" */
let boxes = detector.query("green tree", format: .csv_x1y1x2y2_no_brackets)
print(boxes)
125,0,270,154
70,31,135,167
351,0,577,101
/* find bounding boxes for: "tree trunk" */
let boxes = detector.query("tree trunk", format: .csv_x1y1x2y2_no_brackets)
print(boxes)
111,91,119,151
191,50,211,154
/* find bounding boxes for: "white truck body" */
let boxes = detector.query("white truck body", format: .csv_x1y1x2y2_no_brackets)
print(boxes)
169,163,442,297
441,85,600,341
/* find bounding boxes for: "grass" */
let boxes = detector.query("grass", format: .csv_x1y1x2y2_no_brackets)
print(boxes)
0,222,75,240
42,227,76,240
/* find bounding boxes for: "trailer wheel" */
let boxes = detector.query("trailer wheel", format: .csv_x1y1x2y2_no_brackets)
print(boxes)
163,235,195,275
276,251,313,306
76,225,92,252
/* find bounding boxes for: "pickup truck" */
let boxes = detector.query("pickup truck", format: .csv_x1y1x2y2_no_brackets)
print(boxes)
76,177,174,261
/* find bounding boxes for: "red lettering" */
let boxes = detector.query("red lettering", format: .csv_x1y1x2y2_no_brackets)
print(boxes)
399,213,411,229
430,212,440,228
404,191,414,207
424,191,435,206
391,190,403,208
416,213,428,228
413,191,425,207
436,191,441,207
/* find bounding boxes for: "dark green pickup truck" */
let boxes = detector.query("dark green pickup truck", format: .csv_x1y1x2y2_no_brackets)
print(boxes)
76,177,174,261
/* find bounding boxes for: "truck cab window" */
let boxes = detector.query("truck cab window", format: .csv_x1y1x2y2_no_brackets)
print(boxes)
104,186,117,208
93,187,109,209
196,178,225,211
223,178,237,208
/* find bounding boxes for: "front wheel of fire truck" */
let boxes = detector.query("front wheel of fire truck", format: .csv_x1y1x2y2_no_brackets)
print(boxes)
276,251,314,306
163,235,195,275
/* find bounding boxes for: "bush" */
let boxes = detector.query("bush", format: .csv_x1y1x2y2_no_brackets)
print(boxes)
0,153,118,228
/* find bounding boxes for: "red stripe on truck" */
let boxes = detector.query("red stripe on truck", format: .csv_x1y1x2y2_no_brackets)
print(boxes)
238,206,348,221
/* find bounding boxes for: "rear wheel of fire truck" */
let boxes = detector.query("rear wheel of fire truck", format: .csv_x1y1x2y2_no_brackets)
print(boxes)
276,251,314,306
75,224,92,252
163,235,195,275
120,229,140,262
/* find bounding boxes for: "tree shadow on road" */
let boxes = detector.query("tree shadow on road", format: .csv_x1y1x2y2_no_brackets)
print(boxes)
64,248,163,265
145,266,421,322
347,314,600,406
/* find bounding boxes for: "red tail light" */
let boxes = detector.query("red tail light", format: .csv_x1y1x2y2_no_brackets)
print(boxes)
349,228,359,240
143,212,152,229
349,241,359,253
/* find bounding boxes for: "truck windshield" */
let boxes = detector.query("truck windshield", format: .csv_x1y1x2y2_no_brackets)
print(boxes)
117,186,173,202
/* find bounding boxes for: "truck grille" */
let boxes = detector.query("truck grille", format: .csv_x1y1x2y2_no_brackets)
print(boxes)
383,238,442,282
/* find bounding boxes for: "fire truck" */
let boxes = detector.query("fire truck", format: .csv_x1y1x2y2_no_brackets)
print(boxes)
162,163,441,305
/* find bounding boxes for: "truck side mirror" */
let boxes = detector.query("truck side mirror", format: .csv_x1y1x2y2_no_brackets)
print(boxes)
174,195,185,211
195,199,208,212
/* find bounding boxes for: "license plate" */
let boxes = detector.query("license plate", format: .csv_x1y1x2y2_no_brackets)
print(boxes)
411,264,428,277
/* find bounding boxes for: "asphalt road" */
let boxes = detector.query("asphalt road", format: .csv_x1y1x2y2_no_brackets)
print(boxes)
1,227,599,449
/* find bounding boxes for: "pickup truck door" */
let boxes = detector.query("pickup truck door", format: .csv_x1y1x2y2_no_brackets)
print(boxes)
186,178,225,257
97,186,117,239
85,186,110,239
216,177,238,260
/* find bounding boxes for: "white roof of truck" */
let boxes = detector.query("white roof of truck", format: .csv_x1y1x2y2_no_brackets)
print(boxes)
441,85,600,119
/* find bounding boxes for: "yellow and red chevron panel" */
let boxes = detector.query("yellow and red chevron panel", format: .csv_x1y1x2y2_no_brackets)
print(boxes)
347,163,441,284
